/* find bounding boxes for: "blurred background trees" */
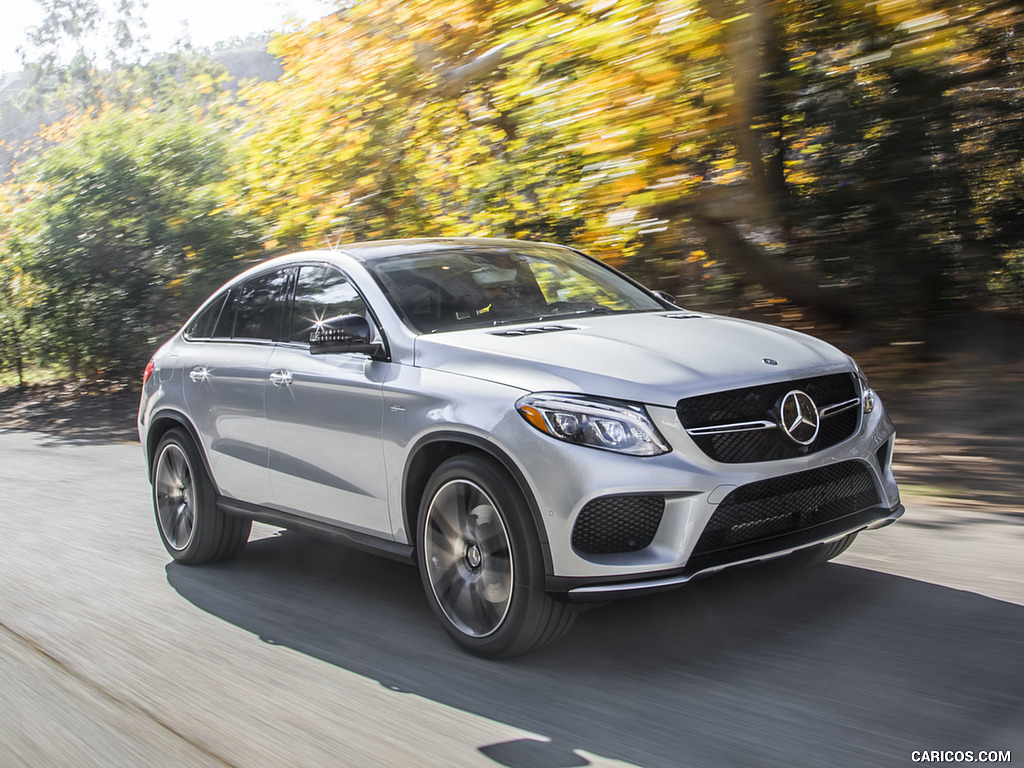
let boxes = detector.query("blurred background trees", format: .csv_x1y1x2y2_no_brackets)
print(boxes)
1,0,1022,381
4,110,260,377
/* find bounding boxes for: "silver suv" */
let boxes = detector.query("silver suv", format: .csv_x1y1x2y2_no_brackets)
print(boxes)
139,238,902,657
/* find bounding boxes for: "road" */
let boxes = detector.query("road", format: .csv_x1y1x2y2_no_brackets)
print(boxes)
0,429,1021,768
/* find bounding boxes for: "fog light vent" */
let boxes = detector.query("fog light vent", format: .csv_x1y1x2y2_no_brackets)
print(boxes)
875,440,891,472
571,495,665,555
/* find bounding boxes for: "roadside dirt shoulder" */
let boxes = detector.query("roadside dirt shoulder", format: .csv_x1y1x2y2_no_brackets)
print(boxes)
863,349,1024,512
0,381,139,442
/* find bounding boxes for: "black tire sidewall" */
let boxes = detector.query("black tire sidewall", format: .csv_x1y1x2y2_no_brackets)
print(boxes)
416,453,549,657
152,428,217,564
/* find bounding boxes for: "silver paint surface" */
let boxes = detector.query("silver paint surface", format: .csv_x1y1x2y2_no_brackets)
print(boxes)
139,239,899,583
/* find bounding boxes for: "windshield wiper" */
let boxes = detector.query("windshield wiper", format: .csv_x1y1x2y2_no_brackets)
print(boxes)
533,305,616,322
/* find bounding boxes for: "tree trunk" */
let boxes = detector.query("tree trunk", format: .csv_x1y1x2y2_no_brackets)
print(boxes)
419,6,863,322
689,212,860,324
686,0,862,322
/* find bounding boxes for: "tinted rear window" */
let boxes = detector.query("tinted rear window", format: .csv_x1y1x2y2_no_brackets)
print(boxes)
186,293,228,339
232,269,293,341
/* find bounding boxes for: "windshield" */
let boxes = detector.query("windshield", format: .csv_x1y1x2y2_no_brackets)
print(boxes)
365,243,665,333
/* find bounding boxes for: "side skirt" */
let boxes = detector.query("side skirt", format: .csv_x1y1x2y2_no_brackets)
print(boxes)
217,496,416,565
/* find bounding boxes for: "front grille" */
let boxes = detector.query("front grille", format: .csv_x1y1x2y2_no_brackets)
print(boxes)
677,373,859,463
572,496,665,555
691,461,880,557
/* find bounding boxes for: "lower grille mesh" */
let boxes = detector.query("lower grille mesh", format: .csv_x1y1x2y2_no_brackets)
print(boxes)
692,461,880,556
572,496,665,555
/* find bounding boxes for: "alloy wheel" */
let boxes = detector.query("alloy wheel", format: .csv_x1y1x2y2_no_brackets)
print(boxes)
422,479,513,637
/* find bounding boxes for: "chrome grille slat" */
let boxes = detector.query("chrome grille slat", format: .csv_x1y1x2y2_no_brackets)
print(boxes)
677,373,860,463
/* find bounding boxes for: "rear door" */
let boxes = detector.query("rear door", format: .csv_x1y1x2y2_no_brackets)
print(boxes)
265,264,391,536
183,267,293,505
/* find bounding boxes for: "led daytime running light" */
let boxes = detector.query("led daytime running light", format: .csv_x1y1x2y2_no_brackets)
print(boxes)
857,369,875,414
516,393,670,457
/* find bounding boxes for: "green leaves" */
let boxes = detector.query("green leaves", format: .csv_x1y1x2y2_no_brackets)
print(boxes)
6,108,260,376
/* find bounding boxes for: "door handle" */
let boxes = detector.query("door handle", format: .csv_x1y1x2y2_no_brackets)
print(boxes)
269,370,293,387
188,366,209,382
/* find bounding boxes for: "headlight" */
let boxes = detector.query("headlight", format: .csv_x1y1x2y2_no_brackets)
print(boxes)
516,393,670,456
856,367,875,414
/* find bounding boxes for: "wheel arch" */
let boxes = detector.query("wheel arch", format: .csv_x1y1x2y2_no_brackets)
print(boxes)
145,409,217,492
402,431,553,574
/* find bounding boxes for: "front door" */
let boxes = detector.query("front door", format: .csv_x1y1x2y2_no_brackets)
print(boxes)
265,264,391,537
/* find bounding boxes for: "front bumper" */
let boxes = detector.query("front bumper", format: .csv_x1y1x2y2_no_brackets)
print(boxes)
558,501,904,601
489,393,900,579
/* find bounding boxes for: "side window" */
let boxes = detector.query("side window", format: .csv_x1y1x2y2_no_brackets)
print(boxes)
233,268,294,341
212,289,238,338
289,265,369,343
187,293,227,339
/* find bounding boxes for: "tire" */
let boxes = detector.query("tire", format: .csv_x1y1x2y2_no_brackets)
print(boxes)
783,532,859,569
152,428,251,564
416,454,575,658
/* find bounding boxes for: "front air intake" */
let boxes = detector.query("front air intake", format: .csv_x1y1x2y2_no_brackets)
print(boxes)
875,440,892,473
572,495,665,555
691,461,880,558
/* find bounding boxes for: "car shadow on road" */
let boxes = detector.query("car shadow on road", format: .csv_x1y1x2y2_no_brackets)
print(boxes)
167,531,1024,768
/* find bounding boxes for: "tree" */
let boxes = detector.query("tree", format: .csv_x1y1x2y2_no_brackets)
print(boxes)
18,0,149,108
4,0,1020,384
0,261,28,388
6,107,262,376
230,0,1024,322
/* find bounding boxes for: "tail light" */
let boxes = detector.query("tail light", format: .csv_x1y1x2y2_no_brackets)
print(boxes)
142,358,155,386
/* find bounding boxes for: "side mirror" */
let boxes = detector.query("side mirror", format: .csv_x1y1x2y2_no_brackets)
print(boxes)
309,314,383,356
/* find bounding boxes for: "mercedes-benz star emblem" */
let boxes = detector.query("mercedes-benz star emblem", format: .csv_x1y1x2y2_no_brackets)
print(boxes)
779,390,820,445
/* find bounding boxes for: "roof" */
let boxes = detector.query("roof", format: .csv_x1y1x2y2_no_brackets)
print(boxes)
329,237,568,262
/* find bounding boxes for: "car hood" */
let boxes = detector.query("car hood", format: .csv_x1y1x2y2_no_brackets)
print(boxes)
412,312,854,406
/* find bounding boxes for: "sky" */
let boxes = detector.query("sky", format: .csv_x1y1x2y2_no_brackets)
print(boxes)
1,0,334,75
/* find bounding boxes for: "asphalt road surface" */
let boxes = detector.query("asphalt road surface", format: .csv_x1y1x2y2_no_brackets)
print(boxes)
1,429,1021,768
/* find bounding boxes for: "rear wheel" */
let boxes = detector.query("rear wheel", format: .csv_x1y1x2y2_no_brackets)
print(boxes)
417,454,575,658
152,428,251,564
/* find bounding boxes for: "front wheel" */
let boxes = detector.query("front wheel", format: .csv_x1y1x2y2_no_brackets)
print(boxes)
152,428,251,564
417,454,575,658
